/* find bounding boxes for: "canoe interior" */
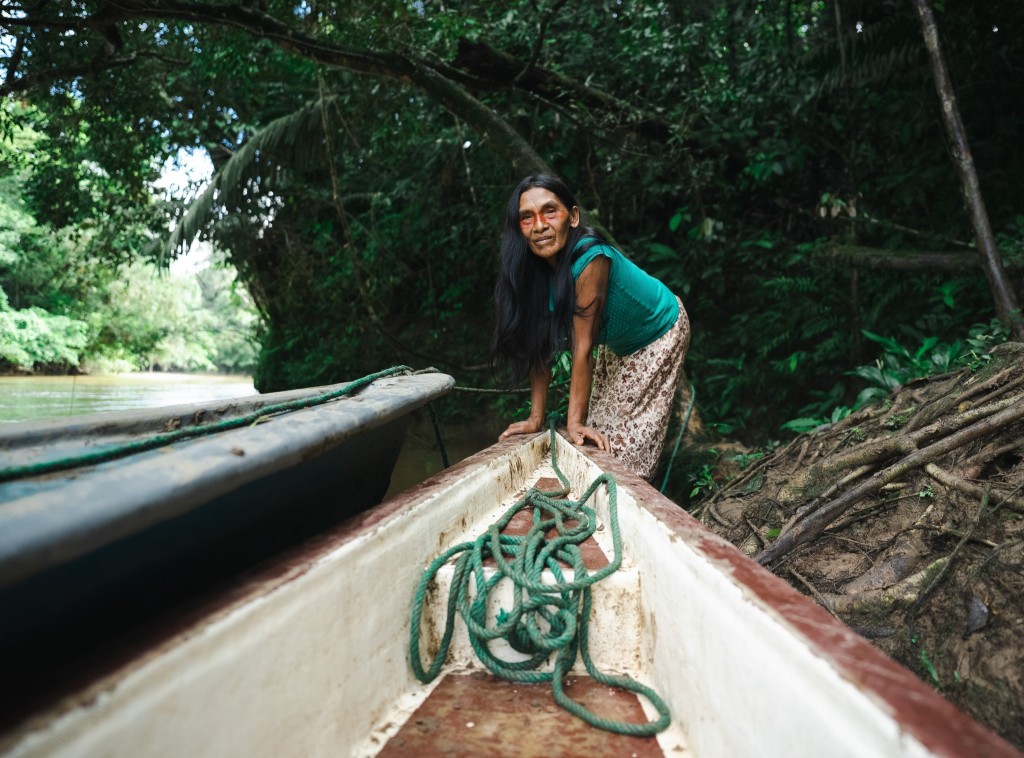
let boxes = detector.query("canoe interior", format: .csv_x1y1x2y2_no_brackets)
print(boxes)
1,431,1017,757
377,671,666,757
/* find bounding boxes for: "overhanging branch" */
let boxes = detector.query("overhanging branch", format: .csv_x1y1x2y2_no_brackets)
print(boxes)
3,0,551,175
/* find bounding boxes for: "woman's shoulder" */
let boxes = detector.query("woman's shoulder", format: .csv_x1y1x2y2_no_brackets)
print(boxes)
572,237,618,270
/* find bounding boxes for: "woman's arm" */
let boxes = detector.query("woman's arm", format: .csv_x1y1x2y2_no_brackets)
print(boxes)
566,257,611,451
498,364,551,440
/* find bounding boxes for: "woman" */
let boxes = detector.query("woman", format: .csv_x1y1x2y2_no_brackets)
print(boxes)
493,174,690,481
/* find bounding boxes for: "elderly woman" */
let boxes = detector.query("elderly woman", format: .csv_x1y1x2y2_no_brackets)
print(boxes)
492,174,690,481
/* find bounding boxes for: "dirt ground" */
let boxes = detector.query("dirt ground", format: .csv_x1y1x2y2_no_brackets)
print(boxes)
696,342,1024,750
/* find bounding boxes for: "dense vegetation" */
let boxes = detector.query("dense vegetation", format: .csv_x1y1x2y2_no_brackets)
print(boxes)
2,2,1021,435
0,110,258,374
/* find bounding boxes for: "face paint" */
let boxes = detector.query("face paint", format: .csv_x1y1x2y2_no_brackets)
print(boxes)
518,188,579,265
519,206,566,232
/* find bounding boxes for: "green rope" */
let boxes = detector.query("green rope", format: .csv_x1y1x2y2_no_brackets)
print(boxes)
660,384,696,494
0,365,419,484
453,385,531,394
454,381,576,395
409,420,671,736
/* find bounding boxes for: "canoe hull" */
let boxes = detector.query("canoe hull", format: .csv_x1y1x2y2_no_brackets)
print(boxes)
1,430,1018,757
0,373,454,690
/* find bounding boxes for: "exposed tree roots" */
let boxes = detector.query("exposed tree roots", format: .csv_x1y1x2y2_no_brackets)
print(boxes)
698,342,1024,750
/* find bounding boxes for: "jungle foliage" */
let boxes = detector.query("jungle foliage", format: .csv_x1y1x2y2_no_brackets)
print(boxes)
0,103,258,373
2,1,1023,439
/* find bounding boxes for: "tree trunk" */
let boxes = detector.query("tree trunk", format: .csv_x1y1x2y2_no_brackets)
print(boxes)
911,0,1024,339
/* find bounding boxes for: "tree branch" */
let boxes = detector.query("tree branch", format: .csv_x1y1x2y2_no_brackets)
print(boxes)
925,464,1024,514
4,1,551,175
821,246,1023,273
756,399,1024,566
515,0,569,84
450,38,675,142
3,33,24,88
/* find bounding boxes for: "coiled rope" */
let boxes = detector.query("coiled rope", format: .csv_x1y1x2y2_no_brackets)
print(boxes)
0,365,422,484
409,420,671,736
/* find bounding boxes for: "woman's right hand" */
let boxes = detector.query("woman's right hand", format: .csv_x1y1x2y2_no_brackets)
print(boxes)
498,417,544,441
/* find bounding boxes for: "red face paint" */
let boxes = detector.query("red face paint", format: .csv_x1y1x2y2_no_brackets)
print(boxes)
519,206,566,231
518,188,578,265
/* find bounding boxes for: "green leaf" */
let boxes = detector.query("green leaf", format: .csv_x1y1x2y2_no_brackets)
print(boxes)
647,242,678,259
669,208,690,232
919,647,941,686
780,417,825,433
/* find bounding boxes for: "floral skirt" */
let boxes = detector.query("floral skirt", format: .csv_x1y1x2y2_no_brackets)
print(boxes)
587,297,690,481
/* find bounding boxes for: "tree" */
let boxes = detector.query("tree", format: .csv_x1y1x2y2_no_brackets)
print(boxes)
0,2,553,176
910,0,1023,340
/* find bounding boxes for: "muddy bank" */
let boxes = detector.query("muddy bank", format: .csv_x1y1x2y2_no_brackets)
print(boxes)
696,342,1024,749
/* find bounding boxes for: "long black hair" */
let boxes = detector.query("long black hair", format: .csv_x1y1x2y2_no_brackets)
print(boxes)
491,174,605,379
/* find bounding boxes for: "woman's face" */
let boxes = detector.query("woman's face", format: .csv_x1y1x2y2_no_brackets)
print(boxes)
518,187,580,266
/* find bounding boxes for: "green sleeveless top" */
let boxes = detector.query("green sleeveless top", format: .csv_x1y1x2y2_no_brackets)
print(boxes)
564,241,678,356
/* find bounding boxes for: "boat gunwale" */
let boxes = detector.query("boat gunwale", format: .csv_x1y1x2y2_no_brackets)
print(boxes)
0,380,377,446
0,430,535,746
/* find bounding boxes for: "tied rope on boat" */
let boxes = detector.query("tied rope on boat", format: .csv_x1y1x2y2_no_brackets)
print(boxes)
0,365,426,484
408,419,672,736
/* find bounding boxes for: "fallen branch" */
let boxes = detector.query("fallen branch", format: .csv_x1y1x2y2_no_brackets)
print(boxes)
789,568,839,618
825,496,919,534
818,557,948,614
779,391,1023,509
842,530,930,595
909,485,991,618
779,464,874,537
961,439,1024,473
745,518,767,548
904,348,1024,433
906,392,1024,443
821,246,999,271
903,524,999,549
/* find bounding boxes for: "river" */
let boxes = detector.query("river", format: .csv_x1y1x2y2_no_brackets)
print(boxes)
0,372,498,498
0,373,258,424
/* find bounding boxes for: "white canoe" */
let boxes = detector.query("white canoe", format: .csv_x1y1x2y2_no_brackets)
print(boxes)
0,428,1017,757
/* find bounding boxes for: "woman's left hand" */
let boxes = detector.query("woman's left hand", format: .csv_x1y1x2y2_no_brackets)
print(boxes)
566,422,610,452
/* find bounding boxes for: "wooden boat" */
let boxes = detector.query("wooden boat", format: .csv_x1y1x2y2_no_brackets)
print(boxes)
1,427,1019,757
0,370,454,669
